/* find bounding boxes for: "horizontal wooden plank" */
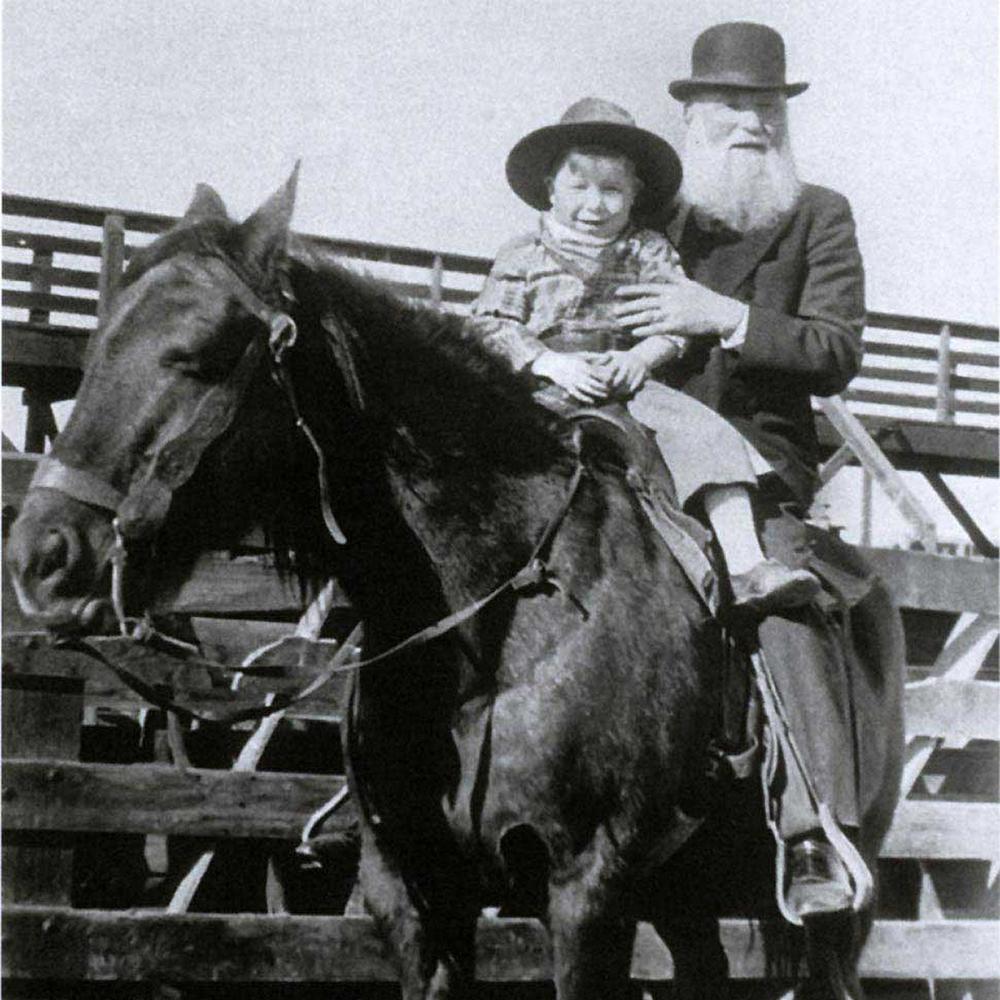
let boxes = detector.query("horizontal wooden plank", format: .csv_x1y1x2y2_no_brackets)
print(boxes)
4,751,994,862
846,386,997,415
278,231,492,277
2,326,88,395
844,387,933,410
2,908,997,981
883,800,999,860
3,193,492,273
862,338,1000,369
905,679,999,741
4,289,97,317
816,415,998,476
2,323,90,373
388,281,479,304
861,365,998,394
8,634,992,738
1,759,347,839
860,547,998,614
13,671,973,730
866,309,999,343
3,261,100,291
149,551,349,616
190,616,315,662
3,193,174,234
3,229,104,259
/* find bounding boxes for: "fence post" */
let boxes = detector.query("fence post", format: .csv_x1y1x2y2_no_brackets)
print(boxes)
430,254,443,306
860,468,873,547
2,674,84,905
27,249,53,326
22,389,58,453
935,323,955,424
97,213,126,329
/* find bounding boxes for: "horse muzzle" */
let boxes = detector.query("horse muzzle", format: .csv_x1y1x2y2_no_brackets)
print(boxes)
6,487,117,631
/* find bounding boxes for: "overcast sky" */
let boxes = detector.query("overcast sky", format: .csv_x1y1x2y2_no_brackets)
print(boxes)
3,0,997,545
4,0,997,323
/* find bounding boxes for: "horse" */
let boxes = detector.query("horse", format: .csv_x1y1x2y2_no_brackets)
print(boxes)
7,171,905,999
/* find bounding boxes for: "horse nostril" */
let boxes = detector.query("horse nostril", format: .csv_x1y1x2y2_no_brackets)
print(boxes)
36,527,76,582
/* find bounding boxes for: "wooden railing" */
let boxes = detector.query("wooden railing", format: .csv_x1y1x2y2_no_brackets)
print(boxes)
4,193,997,440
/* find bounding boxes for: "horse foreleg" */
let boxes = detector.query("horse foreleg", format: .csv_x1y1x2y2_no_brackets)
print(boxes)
641,848,729,1000
547,868,634,1000
649,912,728,1000
797,912,866,1000
357,827,474,999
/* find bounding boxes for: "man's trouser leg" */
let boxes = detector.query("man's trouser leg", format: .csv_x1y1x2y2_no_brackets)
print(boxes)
758,507,861,839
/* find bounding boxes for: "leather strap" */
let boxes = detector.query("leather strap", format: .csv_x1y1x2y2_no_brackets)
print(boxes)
53,457,588,726
30,456,126,513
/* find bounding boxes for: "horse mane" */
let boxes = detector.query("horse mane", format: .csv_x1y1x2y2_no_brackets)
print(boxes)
126,217,574,477
133,215,581,580
286,241,576,476
124,217,278,302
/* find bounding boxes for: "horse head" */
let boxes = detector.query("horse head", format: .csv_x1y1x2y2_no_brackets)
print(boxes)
7,169,308,629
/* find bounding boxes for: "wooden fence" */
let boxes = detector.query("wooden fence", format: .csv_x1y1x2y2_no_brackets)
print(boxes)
2,192,998,995
1,543,997,994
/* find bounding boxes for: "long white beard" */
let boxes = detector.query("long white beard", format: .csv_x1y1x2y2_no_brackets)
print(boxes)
679,113,803,234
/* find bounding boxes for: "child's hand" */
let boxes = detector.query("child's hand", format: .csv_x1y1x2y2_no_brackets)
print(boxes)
531,351,610,403
593,349,651,398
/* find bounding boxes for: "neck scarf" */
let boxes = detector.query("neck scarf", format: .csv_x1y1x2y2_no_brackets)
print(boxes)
540,213,630,281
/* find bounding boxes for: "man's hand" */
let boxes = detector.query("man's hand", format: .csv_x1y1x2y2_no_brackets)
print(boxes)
530,350,611,403
592,349,652,398
613,270,746,339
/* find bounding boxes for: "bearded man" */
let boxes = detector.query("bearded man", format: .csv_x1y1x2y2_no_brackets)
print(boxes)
615,21,875,922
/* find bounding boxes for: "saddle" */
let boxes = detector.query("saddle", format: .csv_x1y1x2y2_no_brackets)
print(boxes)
539,392,721,616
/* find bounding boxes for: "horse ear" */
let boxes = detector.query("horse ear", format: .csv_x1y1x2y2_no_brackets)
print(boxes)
237,162,300,276
183,183,229,221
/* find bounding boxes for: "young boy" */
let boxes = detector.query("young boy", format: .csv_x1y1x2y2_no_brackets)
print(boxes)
470,97,820,614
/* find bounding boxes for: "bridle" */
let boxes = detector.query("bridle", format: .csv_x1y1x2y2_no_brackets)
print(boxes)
28,253,347,636
25,252,589,723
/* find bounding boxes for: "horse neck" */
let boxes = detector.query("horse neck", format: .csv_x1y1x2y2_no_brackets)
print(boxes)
289,261,574,634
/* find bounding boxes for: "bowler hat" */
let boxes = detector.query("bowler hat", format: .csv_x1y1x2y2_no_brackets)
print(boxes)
505,97,682,218
669,22,808,101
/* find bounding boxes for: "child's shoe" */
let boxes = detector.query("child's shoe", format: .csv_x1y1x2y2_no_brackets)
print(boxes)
730,558,821,615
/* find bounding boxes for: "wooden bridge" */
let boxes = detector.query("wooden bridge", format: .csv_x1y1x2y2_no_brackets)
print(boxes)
2,193,997,997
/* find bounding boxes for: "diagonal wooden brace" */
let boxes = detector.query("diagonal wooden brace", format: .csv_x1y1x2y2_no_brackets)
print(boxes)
815,396,937,550
166,582,358,914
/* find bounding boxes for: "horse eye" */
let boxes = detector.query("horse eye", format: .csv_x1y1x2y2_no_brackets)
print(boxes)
160,348,214,380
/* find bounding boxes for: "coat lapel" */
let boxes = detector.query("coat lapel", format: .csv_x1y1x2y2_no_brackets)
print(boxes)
677,205,797,298
664,202,690,250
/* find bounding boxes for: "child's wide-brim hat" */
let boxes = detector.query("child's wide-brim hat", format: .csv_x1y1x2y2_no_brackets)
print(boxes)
505,97,682,217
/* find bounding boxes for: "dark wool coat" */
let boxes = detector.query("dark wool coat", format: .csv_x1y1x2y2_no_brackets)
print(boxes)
656,183,866,504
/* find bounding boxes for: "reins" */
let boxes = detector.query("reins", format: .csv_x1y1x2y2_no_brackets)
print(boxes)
34,255,591,727
52,456,586,727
